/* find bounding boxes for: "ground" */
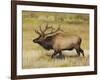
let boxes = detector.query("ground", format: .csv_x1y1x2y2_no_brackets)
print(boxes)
23,50,89,69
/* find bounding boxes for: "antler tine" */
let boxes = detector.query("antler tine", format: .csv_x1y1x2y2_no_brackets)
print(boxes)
43,24,54,32
57,24,64,32
57,27,63,32
45,26,63,36
43,24,48,32
34,29,41,35
39,25,44,33
44,24,51,32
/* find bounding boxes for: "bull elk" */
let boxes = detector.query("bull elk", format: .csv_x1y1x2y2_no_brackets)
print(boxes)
33,24,84,59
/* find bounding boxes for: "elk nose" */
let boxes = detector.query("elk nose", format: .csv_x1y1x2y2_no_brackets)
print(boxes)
33,39,35,42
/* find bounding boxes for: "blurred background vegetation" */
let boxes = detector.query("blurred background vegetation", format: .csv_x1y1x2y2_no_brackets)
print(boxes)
22,11,89,69
23,11,89,24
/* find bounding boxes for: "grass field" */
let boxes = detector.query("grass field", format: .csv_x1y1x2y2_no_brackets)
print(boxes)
22,11,89,69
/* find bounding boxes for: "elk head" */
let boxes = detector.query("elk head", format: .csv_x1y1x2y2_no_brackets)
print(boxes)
33,24,63,44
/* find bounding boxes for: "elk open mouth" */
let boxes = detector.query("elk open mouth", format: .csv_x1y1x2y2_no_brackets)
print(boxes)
33,39,37,43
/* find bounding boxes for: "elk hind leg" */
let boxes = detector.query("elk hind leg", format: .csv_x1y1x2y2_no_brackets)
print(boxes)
76,49,80,56
79,48,84,56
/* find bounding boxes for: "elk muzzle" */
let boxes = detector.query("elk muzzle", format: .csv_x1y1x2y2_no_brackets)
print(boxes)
33,39,38,43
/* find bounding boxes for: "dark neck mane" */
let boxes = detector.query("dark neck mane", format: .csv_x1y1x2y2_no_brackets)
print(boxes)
38,36,53,50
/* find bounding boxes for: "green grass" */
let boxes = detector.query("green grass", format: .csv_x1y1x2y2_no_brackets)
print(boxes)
22,11,89,69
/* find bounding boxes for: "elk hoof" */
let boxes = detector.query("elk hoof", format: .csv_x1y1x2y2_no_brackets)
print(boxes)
56,55,65,59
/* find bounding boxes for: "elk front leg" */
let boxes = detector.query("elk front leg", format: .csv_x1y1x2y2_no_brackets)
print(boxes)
57,50,65,59
51,50,58,58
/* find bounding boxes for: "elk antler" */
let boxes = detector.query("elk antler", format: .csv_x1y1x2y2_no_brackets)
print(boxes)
34,24,52,35
45,26,63,36
34,25,43,35
34,29,41,35
34,24,63,36
43,24,54,32
39,25,44,33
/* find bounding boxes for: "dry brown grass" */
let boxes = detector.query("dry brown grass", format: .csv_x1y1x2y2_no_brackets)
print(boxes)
22,50,89,69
